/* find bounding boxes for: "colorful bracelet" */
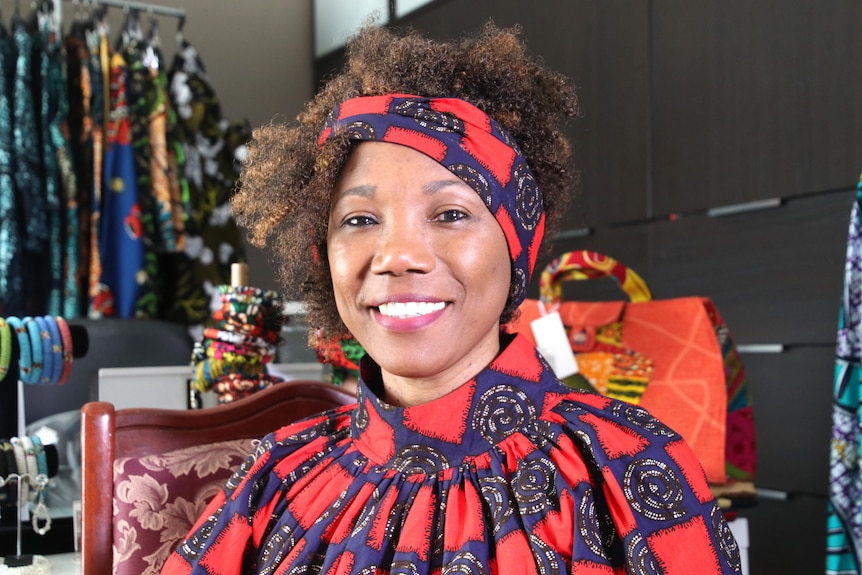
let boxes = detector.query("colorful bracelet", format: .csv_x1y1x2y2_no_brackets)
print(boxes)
30,435,48,477
18,435,39,489
203,327,274,348
23,317,44,385
55,316,73,386
0,317,11,383
43,316,64,385
34,317,54,385
0,439,12,501
6,316,31,383
9,437,29,501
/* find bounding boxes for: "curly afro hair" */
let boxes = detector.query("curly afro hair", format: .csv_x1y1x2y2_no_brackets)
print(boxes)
232,22,579,341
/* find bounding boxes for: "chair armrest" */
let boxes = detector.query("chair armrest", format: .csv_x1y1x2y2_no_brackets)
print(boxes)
81,401,115,575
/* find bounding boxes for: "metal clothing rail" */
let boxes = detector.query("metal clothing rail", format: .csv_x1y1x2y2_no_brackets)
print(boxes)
68,0,185,19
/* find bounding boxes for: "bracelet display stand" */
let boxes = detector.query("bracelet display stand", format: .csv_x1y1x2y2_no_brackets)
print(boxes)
0,472,51,574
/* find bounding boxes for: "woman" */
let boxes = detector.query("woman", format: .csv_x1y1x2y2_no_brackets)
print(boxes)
163,24,741,574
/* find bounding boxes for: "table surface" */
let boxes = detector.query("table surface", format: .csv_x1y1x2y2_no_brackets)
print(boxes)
0,553,80,574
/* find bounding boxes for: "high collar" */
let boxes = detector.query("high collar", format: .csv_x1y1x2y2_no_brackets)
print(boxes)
349,332,571,471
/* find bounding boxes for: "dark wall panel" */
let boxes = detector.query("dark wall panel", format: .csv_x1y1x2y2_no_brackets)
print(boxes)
535,189,852,345
741,347,834,496
739,494,828,575
653,190,853,344
495,1,650,227
369,1,651,227
651,1,862,214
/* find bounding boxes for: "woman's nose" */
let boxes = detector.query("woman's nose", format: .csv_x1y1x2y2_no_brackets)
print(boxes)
370,220,435,275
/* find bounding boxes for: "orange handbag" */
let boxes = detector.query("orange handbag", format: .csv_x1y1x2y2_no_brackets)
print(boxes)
507,251,756,489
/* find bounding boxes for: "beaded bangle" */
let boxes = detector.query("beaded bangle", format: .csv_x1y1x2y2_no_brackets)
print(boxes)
55,316,73,385
34,317,54,385
18,435,39,490
0,317,11,383
9,437,26,477
43,316,64,385
193,285,286,403
23,317,44,385
0,439,13,502
30,435,48,477
0,439,8,501
6,316,31,383
9,437,29,501
203,328,274,348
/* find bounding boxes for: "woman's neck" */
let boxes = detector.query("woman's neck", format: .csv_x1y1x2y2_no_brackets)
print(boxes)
378,337,502,408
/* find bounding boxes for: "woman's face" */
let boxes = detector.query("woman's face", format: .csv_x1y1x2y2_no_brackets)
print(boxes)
327,141,511,401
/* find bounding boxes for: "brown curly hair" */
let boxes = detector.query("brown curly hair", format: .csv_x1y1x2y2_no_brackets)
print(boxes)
232,22,579,339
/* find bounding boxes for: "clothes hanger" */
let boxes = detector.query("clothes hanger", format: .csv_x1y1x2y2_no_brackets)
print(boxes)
175,12,185,49
116,4,143,50
37,0,59,37
143,12,160,70
69,0,92,38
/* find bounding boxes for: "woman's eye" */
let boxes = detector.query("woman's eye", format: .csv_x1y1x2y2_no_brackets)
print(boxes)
434,209,469,223
344,215,376,227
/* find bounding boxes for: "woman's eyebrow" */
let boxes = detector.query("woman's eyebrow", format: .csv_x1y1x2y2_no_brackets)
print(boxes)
337,184,376,198
422,179,469,194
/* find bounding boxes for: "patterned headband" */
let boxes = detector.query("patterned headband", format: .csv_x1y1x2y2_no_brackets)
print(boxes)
318,94,545,307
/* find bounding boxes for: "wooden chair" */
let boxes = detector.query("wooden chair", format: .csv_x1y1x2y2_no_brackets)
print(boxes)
80,379,355,575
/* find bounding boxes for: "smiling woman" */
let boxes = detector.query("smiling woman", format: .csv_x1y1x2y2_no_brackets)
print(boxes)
328,141,511,406
162,23,743,575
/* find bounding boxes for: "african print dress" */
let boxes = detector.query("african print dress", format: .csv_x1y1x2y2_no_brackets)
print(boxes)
827,178,862,574
98,51,144,318
164,332,741,575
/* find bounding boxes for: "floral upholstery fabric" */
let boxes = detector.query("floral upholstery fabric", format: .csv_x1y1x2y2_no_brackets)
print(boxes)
112,437,257,575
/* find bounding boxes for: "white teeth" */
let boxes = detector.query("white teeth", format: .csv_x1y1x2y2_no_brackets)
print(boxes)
378,301,446,318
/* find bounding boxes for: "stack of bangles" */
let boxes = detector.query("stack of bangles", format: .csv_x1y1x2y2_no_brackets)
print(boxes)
191,285,285,404
0,436,56,536
0,315,73,385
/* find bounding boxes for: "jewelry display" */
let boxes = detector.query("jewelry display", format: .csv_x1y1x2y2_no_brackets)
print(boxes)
0,471,51,570
0,316,78,388
191,265,286,404
0,316,82,572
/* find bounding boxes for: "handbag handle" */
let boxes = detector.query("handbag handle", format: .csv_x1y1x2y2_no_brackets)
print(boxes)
538,250,653,306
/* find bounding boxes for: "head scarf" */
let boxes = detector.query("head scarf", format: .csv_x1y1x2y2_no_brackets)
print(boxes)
318,94,544,307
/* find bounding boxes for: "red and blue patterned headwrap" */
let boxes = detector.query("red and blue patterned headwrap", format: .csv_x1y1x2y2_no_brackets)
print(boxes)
318,94,545,307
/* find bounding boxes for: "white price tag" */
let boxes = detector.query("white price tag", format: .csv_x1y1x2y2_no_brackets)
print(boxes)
530,311,579,378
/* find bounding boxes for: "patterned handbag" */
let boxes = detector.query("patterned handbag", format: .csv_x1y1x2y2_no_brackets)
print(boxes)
507,250,756,490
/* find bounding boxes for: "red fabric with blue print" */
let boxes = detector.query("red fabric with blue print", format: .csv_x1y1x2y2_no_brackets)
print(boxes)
163,333,741,574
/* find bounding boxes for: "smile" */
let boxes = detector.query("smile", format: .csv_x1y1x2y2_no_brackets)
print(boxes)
377,301,447,318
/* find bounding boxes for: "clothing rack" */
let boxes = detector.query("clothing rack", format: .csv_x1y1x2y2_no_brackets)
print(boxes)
65,0,185,19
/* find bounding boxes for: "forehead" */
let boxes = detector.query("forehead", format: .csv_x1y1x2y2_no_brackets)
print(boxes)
333,141,477,196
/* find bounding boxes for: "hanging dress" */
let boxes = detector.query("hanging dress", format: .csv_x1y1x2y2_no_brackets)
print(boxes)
827,177,862,574
144,37,180,255
64,26,95,319
0,22,19,316
123,34,159,317
97,51,144,318
85,23,107,318
165,39,246,337
12,14,48,315
39,16,83,320
38,18,65,316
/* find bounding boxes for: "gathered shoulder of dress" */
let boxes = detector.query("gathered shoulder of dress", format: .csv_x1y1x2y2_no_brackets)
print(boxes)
163,333,741,575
